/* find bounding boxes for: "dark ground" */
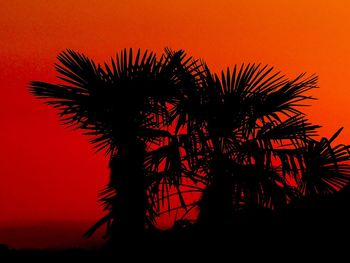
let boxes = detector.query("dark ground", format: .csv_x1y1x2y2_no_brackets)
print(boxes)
2,191,350,261
1,224,349,261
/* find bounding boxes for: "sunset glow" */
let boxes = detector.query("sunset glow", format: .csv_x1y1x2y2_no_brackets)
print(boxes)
1,0,350,248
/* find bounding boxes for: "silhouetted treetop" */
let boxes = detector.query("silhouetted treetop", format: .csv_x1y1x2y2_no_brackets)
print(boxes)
29,48,350,245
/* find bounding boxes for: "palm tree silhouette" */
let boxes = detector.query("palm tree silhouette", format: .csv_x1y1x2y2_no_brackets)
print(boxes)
173,63,350,232
29,49,202,244
30,49,350,249
282,129,350,230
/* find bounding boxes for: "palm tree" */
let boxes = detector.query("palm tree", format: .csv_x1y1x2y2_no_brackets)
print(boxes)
30,48,350,246
29,48,202,244
174,63,350,231
283,128,350,228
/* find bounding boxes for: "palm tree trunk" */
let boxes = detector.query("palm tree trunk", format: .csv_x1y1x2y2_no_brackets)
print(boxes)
108,138,147,243
197,155,234,231
197,134,234,230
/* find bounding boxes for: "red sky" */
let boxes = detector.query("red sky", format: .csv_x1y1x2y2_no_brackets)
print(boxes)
1,0,350,249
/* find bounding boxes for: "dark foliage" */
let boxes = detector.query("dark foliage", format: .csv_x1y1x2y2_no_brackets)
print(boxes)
29,49,350,247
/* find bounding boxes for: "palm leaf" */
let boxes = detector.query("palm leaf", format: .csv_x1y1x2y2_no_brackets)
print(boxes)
301,129,350,195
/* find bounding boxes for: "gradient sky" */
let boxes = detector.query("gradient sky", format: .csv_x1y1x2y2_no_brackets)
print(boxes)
1,0,350,248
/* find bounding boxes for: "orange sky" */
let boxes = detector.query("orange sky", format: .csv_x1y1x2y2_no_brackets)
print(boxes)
1,0,350,248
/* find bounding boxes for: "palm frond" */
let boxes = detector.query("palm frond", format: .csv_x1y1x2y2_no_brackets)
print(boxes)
205,65,318,138
257,115,320,141
301,128,350,195
163,48,208,133
29,50,113,153
255,73,318,119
